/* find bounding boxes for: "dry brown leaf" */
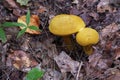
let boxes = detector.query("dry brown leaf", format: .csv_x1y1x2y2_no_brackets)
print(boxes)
89,12,99,21
37,6,47,13
18,15,41,34
54,51,80,77
83,0,99,7
84,62,103,79
29,38,58,68
4,0,18,9
109,0,120,7
6,50,38,72
105,68,120,80
89,52,112,70
114,47,120,60
104,41,112,53
97,59,109,69
97,0,115,13
43,69,62,80
21,38,30,51
101,23,119,38
88,53,102,67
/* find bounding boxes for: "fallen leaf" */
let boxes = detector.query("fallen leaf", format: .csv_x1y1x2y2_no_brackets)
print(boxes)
101,23,119,38
29,38,58,67
109,0,120,7
3,0,18,10
37,6,47,13
97,0,115,13
21,37,30,51
6,50,38,72
114,47,120,60
43,69,62,80
89,12,99,21
83,0,99,7
54,51,80,77
84,62,103,79
97,59,112,70
13,9,22,17
104,41,112,53
70,8,81,15
105,68,120,80
80,12,92,25
18,15,41,34
88,53,102,67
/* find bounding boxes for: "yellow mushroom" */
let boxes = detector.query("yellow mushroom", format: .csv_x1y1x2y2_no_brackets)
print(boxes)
49,14,85,50
76,28,99,55
49,14,85,36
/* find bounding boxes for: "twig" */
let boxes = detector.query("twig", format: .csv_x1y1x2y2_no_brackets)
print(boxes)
76,61,83,80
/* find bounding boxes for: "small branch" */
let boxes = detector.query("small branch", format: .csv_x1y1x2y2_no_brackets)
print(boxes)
76,61,83,80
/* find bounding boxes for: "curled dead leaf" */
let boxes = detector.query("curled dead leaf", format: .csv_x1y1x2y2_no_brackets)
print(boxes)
54,51,81,77
6,50,38,72
18,15,41,34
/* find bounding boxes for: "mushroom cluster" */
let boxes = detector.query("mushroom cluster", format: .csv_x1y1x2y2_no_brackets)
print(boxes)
49,14,99,55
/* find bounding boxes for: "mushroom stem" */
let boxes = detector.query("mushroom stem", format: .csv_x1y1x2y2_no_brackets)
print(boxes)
63,36,74,50
83,45,93,55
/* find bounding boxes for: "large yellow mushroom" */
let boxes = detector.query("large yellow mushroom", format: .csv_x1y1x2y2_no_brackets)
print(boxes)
49,14,85,50
49,14,85,36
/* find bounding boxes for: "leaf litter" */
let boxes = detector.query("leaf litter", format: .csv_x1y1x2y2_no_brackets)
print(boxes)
0,0,120,80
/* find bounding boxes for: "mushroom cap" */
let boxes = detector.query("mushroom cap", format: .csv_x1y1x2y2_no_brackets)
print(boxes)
49,14,85,36
76,28,99,46
17,15,40,34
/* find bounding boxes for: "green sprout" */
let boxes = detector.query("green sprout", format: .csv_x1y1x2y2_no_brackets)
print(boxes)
2,10,40,40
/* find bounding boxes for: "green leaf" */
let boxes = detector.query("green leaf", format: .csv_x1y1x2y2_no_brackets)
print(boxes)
28,26,40,31
25,68,44,80
2,22,26,28
17,28,27,38
0,28,6,43
26,10,30,25
16,0,30,6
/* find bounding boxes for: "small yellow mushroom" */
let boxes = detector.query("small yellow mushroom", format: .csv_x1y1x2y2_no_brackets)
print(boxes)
76,28,99,55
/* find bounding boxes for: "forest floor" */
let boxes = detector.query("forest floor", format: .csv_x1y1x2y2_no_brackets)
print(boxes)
0,0,120,80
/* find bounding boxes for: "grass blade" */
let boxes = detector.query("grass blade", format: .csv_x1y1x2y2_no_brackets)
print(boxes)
2,22,26,27
17,28,27,38
0,28,6,43
26,10,30,25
